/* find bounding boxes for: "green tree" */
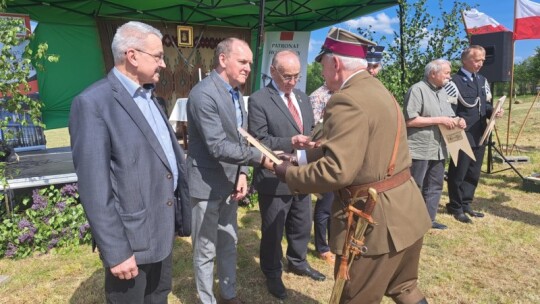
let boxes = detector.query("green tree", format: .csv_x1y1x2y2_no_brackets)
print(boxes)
529,46,540,87
306,61,324,95
513,47,540,95
367,0,471,103
513,58,532,95
1,4,58,210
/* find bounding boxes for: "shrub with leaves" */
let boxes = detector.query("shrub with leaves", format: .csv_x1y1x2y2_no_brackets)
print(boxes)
1,4,59,203
0,183,91,258
238,167,259,209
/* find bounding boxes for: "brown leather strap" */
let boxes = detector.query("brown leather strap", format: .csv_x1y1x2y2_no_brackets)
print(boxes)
387,96,402,176
338,169,411,201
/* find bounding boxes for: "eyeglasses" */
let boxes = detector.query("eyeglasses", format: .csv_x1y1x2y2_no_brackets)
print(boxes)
272,66,301,82
134,49,165,63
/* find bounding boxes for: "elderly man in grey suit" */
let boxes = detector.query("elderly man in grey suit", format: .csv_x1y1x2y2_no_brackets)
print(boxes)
248,50,323,300
186,37,271,304
70,21,190,303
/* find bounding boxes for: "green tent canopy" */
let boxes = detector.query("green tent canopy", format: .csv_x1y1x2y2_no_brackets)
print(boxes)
7,0,398,129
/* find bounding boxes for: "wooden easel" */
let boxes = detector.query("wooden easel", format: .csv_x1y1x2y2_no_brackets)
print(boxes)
508,90,540,155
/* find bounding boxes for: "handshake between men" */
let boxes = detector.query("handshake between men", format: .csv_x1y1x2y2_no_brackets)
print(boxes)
259,134,320,182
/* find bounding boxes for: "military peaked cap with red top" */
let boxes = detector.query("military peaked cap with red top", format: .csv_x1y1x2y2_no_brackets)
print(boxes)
315,27,377,62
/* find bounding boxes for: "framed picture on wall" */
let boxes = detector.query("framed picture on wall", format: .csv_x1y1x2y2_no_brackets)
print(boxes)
177,26,193,47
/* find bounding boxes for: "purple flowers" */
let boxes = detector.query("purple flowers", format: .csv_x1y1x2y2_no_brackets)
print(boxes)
60,183,78,197
1,183,89,258
55,201,66,212
5,243,17,258
18,218,32,230
18,228,35,243
47,238,59,250
31,189,48,210
78,223,90,239
17,218,37,243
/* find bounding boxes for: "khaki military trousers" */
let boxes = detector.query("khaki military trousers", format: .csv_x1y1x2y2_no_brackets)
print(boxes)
335,237,425,304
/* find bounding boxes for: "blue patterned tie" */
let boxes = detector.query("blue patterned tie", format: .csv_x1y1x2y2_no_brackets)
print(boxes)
230,88,242,127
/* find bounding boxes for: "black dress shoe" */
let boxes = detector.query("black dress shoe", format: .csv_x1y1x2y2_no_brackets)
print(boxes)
464,209,484,217
431,221,448,230
453,212,472,223
266,277,287,299
288,265,326,281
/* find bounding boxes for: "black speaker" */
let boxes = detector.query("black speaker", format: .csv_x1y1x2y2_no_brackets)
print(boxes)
470,32,513,83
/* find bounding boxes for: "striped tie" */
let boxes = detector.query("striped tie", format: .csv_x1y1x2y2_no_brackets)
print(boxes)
285,93,303,133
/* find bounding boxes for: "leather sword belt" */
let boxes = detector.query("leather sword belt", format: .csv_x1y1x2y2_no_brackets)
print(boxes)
338,168,411,201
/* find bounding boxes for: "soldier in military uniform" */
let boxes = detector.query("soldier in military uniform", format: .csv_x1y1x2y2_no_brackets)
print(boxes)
274,27,431,304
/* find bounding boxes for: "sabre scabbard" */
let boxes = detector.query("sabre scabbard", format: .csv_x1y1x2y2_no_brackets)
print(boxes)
329,188,378,304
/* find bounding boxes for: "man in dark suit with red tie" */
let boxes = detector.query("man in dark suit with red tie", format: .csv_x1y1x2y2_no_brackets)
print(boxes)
248,50,324,300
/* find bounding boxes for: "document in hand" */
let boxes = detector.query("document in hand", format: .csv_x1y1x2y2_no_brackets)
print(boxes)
439,126,476,166
237,127,283,165
479,95,506,146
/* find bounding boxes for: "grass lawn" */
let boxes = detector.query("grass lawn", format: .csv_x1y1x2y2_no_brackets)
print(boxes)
0,95,539,303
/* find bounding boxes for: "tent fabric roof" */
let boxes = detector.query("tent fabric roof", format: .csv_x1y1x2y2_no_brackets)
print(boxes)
7,0,398,31
5,0,400,130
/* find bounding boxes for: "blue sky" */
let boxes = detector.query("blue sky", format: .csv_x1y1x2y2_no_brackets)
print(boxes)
308,0,539,64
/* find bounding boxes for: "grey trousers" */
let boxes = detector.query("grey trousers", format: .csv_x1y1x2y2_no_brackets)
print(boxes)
191,197,238,304
410,159,445,222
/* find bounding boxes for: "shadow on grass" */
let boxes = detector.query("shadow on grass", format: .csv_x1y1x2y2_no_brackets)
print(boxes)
237,208,322,303
172,236,197,303
472,173,540,227
171,208,321,303
70,269,104,304
70,207,321,303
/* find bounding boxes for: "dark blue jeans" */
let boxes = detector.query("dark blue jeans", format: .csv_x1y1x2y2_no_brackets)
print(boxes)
313,192,334,254
410,159,445,222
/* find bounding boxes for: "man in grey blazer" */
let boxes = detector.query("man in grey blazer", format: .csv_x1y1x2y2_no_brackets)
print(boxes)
70,21,189,303
248,50,324,300
186,38,271,304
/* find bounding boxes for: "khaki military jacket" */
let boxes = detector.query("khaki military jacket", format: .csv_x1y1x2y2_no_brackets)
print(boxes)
285,71,431,256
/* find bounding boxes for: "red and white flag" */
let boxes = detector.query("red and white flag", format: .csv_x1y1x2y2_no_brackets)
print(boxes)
514,0,540,40
462,9,511,35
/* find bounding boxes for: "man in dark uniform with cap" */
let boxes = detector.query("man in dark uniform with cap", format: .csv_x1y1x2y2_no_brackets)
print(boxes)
274,27,431,304
446,45,504,223
366,45,385,76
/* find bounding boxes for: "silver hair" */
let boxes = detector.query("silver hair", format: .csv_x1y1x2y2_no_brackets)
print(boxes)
326,53,367,71
111,21,163,65
424,59,451,79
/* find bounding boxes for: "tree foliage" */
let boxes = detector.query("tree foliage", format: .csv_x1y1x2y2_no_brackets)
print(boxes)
306,61,324,95
531,47,540,83
370,0,471,103
306,1,472,102
513,47,540,95
1,5,58,204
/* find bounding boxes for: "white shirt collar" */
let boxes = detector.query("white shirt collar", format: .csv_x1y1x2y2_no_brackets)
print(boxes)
460,67,474,80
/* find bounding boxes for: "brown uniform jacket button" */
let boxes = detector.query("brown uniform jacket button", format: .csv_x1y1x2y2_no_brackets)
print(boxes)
167,200,173,206
166,173,172,179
